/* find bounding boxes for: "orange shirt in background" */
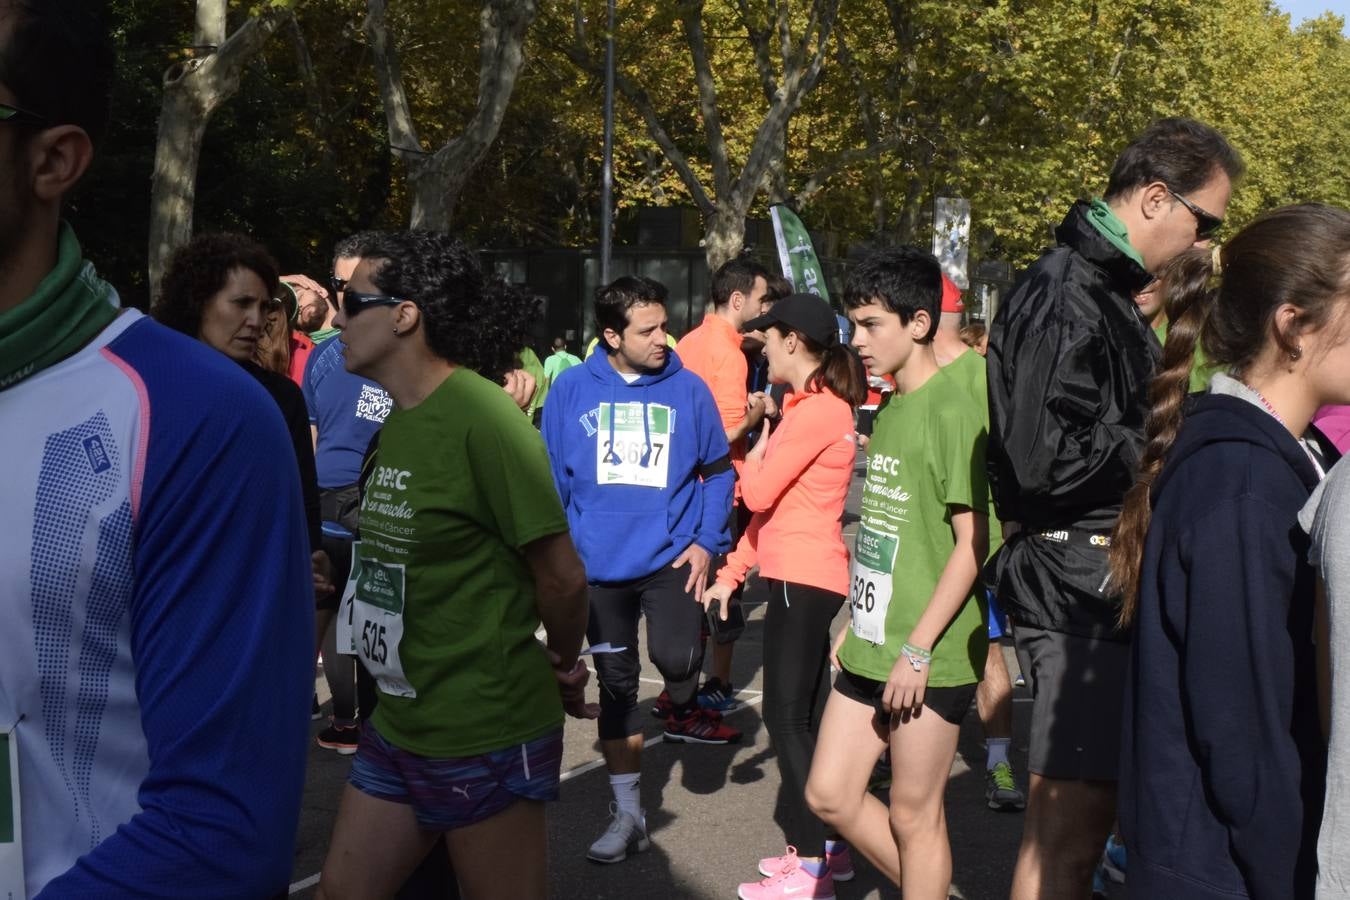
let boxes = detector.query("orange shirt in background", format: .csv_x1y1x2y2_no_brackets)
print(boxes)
676,313,749,477
715,389,856,596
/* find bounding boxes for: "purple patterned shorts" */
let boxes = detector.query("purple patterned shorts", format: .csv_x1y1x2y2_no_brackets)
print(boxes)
349,723,563,830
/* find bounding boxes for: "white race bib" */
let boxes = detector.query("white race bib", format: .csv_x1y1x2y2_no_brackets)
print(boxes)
351,556,416,698
0,725,23,900
849,524,898,645
596,402,673,488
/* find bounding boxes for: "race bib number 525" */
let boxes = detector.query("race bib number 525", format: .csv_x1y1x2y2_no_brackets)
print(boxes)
351,558,416,698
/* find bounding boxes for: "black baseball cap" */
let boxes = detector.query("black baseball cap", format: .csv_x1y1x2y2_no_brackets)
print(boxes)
743,292,839,347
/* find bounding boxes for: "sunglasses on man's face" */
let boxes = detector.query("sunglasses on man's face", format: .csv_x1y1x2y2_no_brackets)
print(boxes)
1166,187,1224,240
0,103,47,127
330,275,348,298
341,287,407,319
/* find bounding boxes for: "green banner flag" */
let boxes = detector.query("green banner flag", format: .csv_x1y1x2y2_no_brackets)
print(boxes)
770,205,830,303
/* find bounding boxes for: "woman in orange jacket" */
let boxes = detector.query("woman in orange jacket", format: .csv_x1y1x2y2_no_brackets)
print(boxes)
702,293,867,900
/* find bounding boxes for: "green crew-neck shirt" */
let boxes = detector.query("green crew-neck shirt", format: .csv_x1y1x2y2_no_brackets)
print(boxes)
839,366,990,687
358,368,568,756
942,349,1002,561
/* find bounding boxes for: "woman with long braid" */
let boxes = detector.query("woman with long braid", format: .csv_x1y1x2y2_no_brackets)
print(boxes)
1110,204,1350,900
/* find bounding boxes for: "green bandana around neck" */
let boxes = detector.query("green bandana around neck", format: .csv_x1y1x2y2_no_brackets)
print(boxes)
309,326,342,344
1085,198,1146,269
0,223,119,390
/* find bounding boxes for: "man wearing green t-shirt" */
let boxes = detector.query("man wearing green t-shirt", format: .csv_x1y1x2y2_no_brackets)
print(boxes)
543,336,581,385
805,247,990,898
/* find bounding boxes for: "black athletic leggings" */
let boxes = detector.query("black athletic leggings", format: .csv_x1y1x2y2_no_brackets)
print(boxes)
762,579,844,855
320,533,377,723
589,564,706,740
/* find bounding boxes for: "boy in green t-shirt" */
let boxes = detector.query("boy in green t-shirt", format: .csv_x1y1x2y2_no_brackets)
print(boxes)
805,247,990,899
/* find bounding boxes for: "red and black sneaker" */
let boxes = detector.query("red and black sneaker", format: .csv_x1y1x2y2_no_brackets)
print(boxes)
650,689,674,719
663,707,741,745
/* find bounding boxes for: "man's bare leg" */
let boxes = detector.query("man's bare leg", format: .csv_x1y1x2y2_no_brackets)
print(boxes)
1009,774,1115,900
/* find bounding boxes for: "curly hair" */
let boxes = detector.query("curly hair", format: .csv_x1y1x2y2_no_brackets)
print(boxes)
153,233,280,340
365,230,539,384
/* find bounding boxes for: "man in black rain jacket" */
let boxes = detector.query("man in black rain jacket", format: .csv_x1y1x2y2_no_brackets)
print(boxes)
986,117,1244,900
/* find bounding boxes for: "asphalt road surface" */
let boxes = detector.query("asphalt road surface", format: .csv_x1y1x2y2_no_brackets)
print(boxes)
287,453,1123,900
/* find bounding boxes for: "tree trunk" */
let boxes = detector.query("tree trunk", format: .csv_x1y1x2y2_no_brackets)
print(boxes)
368,0,538,232
146,1,292,301
704,207,750,271
147,85,211,299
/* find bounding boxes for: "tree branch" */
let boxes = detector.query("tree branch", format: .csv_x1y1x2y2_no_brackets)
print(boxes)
195,0,226,48
734,0,779,104
426,0,539,174
791,136,901,205
733,0,839,204
365,0,424,162
679,0,733,200
561,1,714,214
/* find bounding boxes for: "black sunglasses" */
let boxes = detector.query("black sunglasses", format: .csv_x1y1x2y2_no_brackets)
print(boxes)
330,275,348,298
341,287,407,318
0,102,47,127
1166,187,1223,240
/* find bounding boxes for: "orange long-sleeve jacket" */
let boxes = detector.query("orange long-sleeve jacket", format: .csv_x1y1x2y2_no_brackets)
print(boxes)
715,387,856,596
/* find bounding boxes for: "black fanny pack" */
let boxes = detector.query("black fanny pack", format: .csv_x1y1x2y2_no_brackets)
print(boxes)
320,483,362,535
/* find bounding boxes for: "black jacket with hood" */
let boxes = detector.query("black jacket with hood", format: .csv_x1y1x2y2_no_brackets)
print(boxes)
986,200,1158,638
1120,392,1329,900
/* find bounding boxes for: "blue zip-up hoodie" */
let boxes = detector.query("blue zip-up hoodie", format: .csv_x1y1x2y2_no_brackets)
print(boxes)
541,347,733,583
1120,389,1331,900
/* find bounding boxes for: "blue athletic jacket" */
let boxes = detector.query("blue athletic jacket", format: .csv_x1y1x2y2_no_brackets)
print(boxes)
541,348,733,583
0,311,313,898
1120,392,1329,900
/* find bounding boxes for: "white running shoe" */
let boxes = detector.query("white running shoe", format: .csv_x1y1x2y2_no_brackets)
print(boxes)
586,803,650,864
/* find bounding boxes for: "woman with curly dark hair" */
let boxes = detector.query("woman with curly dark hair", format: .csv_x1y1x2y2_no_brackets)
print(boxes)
152,232,326,583
314,230,590,900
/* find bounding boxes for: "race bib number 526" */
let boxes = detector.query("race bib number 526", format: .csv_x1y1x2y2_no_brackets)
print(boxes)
849,524,898,645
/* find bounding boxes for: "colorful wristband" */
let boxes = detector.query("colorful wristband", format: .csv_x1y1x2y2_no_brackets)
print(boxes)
901,642,932,672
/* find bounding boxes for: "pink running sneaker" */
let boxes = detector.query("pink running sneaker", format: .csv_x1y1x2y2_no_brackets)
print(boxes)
758,844,854,882
739,848,836,900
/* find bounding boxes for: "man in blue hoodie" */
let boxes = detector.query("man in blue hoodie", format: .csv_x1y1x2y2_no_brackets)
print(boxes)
542,275,739,864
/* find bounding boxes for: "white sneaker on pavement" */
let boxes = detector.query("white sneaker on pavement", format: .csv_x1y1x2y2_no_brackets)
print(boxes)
586,803,650,864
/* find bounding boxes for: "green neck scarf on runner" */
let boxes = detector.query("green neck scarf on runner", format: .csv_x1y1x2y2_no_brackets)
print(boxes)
1084,198,1146,268
310,326,342,343
0,223,119,390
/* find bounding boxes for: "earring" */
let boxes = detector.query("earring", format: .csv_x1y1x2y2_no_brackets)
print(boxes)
1290,345,1302,361
393,327,400,335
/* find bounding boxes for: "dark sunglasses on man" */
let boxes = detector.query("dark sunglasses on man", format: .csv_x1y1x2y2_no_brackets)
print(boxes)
0,102,46,127
341,287,407,319
1166,186,1224,240
330,275,348,298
